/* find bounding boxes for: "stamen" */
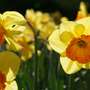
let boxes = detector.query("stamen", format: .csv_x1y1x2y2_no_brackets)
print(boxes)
77,40,87,47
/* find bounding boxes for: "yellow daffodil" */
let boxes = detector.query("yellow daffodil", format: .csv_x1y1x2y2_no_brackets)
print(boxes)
25,9,55,40
0,11,33,51
6,35,34,61
17,37,34,61
49,17,90,74
0,51,20,90
76,2,88,20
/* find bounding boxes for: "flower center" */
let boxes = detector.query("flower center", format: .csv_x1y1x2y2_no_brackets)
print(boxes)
0,71,6,90
66,35,90,63
77,40,87,48
0,25,5,45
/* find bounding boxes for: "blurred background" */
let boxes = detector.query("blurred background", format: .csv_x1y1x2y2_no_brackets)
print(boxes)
0,0,90,19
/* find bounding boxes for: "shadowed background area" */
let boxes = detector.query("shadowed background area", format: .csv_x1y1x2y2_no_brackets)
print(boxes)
0,0,88,19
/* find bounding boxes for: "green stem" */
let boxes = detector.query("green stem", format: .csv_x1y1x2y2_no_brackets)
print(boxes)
27,21,38,90
68,75,72,90
80,71,88,90
34,31,38,90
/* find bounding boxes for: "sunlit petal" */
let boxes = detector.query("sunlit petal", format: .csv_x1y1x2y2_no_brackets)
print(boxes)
5,81,18,90
82,63,90,69
49,30,66,54
2,11,26,28
76,17,90,35
60,57,82,74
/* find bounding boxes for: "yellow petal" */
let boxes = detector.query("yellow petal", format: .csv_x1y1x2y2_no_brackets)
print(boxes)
2,11,26,28
76,2,87,20
5,37,22,51
21,50,32,61
49,30,66,54
6,68,16,82
59,21,78,37
82,63,90,69
79,2,87,16
0,51,20,81
60,57,82,74
74,24,85,36
60,31,74,44
5,81,18,90
76,17,90,35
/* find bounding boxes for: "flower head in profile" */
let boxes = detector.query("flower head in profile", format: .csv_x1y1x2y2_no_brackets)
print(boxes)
0,51,20,90
0,11,33,51
49,17,90,74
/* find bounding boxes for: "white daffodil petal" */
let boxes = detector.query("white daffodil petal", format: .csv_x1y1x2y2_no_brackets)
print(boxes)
60,57,82,74
5,81,18,90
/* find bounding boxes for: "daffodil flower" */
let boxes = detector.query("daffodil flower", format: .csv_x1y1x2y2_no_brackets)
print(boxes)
0,11,33,51
25,9,55,40
76,2,87,20
0,51,20,90
49,17,90,74
16,37,34,61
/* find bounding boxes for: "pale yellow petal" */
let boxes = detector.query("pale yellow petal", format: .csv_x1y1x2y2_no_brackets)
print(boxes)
59,21,78,37
21,50,32,61
2,12,33,39
82,63,90,69
5,37,22,51
6,68,16,82
76,17,90,35
49,30,66,54
2,11,26,30
60,57,82,74
5,81,18,90
0,51,20,80
79,2,87,16
49,27,75,54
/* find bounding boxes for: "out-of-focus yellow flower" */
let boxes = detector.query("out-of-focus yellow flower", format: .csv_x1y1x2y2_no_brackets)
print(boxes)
0,51,20,90
17,37,34,61
7,35,34,61
0,11,33,51
25,9,56,40
49,17,90,74
60,17,69,23
76,2,88,20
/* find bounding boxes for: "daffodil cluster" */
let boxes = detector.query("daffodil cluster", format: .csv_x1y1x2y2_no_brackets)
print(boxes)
25,9,56,40
0,11,35,61
0,11,35,89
